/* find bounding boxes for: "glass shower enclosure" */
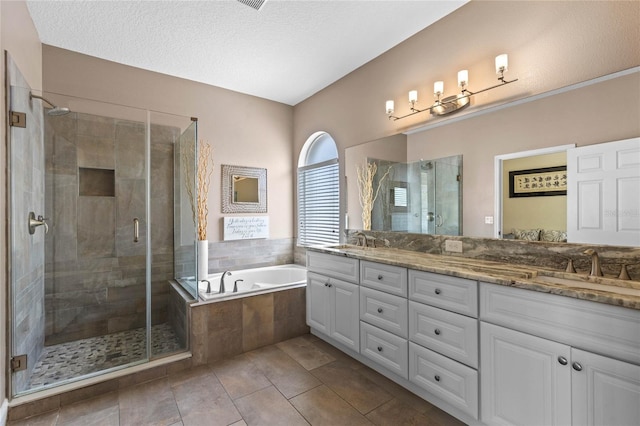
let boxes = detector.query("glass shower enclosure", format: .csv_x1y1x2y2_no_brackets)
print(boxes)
7,54,197,396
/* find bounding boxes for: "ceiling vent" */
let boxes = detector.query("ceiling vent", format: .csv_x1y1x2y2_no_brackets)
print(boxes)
237,0,268,11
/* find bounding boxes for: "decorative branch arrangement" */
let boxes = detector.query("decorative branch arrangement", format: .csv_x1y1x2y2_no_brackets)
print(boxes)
183,140,214,240
357,160,391,230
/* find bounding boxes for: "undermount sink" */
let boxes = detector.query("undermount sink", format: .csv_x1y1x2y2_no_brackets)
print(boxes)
533,273,640,297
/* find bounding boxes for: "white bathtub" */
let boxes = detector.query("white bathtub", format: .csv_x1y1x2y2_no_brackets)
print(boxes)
198,264,307,301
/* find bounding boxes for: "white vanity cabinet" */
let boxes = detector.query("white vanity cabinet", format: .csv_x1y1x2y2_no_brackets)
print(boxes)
480,282,640,426
306,252,360,352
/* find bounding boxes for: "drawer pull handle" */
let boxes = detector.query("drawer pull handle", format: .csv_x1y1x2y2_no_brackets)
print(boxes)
434,375,441,382
377,346,383,352
434,329,441,335
435,288,441,295
377,274,383,280
558,356,568,366
572,362,583,372
377,307,383,313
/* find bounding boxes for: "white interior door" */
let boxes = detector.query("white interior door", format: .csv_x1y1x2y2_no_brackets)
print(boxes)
567,137,640,247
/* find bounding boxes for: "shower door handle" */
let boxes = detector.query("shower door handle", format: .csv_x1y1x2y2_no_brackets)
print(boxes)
436,214,444,227
133,218,139,243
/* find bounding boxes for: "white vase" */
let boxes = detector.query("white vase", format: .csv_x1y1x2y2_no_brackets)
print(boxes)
197,239,208,281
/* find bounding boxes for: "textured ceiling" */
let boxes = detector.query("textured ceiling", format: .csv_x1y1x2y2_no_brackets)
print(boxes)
27,0,467,105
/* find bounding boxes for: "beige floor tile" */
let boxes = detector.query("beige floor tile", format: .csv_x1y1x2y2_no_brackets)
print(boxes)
308,337,366,370
246,345,321,398
171,366,242,426
311,361,393,415
357,366,435,414
290,385,373,426
229,421,247,426
57,392,119,426
276,335,336,370
234,386,309,426
119,377,181,425
212,354,272,400
365,398,433,426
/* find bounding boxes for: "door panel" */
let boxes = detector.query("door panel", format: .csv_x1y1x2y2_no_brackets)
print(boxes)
568,137,640,246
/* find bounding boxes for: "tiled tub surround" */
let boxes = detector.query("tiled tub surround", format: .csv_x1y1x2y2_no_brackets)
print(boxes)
190,286,309,365
44,112,180,345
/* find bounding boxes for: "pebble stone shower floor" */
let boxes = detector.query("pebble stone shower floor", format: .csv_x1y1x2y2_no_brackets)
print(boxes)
28,323,182,388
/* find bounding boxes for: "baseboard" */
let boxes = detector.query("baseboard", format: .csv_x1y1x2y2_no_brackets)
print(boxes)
1,398,8,426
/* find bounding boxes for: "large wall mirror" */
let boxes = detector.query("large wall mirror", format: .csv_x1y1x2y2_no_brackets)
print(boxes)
222,164,267,213
344,69,639,245
345,136,462,235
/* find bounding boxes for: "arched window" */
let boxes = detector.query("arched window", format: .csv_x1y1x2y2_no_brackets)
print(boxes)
297,132,340,246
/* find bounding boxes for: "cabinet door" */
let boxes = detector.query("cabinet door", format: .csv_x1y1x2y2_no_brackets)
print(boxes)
330,279,360,352
481,322,571,426
306,272,330,334
571,348,640,426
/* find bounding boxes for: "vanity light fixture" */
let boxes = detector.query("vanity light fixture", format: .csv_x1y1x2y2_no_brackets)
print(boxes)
385,54,518,121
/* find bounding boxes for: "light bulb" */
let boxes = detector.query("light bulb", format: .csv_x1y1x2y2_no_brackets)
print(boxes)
458,70,468,87
434,81,444,96
408,90,418,104
385,100,394,114
495,54,508,74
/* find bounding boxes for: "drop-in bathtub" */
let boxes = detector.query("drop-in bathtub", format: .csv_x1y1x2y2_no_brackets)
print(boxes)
198,264,307,302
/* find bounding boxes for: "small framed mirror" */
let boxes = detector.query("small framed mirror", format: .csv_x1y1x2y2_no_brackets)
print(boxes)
222,164,267,213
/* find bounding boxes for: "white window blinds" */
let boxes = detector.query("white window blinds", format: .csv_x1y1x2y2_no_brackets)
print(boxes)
297,158,340,246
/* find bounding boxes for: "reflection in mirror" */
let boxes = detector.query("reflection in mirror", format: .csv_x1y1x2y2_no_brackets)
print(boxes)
233,175,259,203
369,156,462,234
501,152,567,241
222,164,267,213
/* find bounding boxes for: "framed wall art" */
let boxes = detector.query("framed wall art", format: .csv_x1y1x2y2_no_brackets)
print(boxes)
509,166,567,198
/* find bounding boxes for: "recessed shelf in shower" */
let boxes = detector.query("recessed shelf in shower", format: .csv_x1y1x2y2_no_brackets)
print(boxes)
79,167,115,197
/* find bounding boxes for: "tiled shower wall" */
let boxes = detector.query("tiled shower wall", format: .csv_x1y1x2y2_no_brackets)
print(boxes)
8,55,46,394
44,112,179,345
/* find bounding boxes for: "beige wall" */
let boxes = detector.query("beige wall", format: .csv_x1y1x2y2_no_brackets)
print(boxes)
293,0,640,238
502,152,567,234
42,45,294,242
1,0,43,408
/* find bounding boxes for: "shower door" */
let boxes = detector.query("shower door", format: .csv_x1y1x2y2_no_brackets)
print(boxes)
8,82,151,395
421,155,463,235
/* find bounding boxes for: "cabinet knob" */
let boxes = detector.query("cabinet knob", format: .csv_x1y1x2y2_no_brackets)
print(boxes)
327,283,332,288
558,356,568,366
434,329,441,335
377,307,383,313
377,346,383,352
572,362,583,372
435,288,441,295
377,274,383,280
434,375,441,382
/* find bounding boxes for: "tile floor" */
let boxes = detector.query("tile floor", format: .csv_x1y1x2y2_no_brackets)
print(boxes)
28,323,183,388
10,334,465,426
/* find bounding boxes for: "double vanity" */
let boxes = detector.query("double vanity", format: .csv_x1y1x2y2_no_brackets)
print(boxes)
306,244,640,426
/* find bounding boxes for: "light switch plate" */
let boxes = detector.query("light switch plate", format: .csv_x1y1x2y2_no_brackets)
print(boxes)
485,216,494,224
445,240,463,253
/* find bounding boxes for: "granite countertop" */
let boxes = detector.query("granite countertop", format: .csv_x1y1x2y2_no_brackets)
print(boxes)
308,245,640,310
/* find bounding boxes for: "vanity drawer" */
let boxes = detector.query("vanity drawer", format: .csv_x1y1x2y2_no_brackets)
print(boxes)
360,287,408,338
409,270,478,317
307,251,359,283
360,321,408,379
409,301,478,368
361,260,408,297
409,342,478,420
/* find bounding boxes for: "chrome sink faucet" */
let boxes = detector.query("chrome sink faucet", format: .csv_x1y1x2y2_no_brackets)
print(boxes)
584,249,603,277
220,271,232,293
355,232,368,247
